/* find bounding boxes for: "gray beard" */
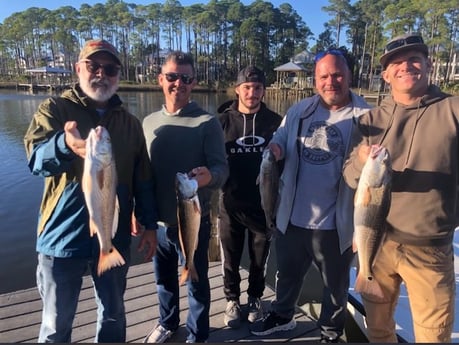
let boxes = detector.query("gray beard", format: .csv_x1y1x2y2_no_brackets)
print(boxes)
80,78,118,103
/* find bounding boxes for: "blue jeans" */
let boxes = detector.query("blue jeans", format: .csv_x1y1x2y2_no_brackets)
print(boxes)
36,247,130,343
273,225,354,340
153,216,211,343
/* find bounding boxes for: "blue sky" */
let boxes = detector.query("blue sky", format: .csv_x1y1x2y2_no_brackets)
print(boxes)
0,0,343,46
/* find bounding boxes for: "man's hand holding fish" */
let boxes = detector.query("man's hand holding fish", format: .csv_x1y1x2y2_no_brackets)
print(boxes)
64,121,86,159
189,166,212,188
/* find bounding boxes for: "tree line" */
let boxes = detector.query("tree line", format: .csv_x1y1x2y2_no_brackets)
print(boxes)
0,0,457,89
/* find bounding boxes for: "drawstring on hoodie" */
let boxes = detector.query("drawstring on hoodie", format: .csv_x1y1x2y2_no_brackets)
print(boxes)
377,103,396,145
404,99,428,166
377,98,429,167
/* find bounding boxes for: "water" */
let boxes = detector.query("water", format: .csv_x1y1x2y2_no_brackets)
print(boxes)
0,88,300,294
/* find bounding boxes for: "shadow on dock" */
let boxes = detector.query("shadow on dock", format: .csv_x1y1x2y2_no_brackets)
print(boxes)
0,261,326,343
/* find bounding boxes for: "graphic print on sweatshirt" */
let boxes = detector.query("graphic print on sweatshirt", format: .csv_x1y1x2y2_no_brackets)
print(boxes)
228,114,266,155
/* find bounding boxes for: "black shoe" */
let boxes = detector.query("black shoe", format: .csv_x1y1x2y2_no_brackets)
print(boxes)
250,311,296,336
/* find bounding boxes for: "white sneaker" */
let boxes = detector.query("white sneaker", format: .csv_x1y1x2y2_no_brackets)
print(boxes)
143,324,173,343
224,300,241,329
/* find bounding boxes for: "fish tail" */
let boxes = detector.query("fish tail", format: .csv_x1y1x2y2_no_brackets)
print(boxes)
97,246,126,276
89,219,98,237
354,273,384,299
179,267,189,285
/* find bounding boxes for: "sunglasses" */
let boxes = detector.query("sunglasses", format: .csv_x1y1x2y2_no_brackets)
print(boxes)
385,35,424,53
314,49,345,63
164,72,194,85
81,60,120,77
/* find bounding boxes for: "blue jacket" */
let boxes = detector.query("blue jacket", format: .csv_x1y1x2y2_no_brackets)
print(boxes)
24,84,158,258
271,93,371,253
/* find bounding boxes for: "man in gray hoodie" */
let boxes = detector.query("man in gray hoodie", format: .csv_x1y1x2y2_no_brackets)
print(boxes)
343,33,459,342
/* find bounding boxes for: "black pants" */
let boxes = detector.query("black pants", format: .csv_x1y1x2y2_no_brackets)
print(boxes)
219,202,271,301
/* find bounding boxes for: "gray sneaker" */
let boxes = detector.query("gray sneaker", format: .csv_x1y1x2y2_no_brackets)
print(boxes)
247,296,263,323
224,300,241,329
143,324,173,343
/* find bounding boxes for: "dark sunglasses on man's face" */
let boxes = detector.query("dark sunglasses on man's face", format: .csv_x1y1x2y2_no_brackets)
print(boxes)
81,60,121,77
164,72,194,85
314,49,345,63
385,35,424,53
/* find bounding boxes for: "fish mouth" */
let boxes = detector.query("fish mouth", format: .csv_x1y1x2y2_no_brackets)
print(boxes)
370,145,384,158
94,126,102,136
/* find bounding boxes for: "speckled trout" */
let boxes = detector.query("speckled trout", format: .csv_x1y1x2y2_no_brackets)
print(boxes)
176,172,201,285
353,145,391,298
82,126,124,276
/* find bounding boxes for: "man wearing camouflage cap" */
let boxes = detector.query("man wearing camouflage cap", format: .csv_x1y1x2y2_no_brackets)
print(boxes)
24,38,158,342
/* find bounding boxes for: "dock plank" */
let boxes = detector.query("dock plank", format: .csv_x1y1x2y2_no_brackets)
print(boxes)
0,261,321,343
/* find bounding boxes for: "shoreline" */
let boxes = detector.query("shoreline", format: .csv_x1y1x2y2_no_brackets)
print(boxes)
0,81,228,93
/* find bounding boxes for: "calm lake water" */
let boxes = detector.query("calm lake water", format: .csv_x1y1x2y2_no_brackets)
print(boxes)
0,88,300,294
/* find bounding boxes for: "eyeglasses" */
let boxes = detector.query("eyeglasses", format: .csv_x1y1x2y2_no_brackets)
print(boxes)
81,60,120,77
384,35,424,53
314,49,345,63
164,72,194,85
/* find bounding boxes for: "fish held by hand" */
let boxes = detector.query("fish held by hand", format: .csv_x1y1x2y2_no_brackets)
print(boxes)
257,148,280,233
353,145,392,299
82,126,125,276
176,172,201,285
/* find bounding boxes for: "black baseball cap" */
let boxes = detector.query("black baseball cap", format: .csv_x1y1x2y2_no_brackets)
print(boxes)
236,66,266,87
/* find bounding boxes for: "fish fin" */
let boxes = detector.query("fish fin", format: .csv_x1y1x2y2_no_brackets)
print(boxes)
352,237,358,253
179,264,199,285
354,273,384,299
111,197,120,238
89,218,99,237
179,267,189,285
362,185,372,206
97,246,126,276
255,174,260,185
192,197,201,215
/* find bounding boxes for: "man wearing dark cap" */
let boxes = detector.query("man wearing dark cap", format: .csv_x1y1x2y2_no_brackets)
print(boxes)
217,66,282,328
24,38,158,342
344,33,459,342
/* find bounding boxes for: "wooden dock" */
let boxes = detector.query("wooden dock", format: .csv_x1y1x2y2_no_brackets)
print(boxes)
265,86,314,100
0,261,325,343
16,83,71,92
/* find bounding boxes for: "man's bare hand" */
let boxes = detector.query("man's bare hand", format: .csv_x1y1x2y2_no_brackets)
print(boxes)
137,230,157,261
189,166,212,188
64,121,86,158
358,144,371,164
